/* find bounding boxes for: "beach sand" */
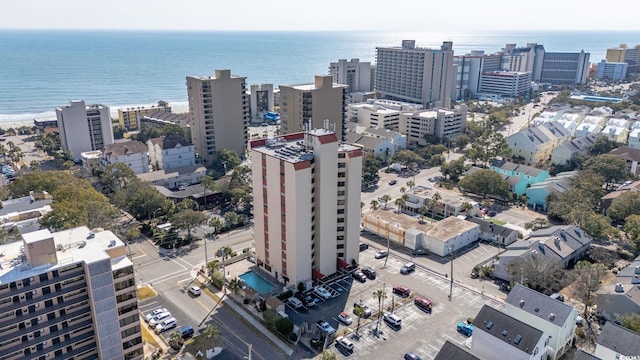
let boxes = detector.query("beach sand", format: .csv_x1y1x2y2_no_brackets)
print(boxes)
0,120,35,131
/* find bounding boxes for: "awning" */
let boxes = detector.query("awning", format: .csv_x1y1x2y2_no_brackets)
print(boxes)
312,269,325,280
337,258,350,269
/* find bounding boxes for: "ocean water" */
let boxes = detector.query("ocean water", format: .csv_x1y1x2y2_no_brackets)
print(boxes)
1,30,639,124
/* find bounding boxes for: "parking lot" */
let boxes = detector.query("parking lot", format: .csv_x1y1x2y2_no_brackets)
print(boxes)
284,246,503,359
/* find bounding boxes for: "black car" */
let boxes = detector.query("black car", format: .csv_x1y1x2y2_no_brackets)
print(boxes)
359,242,369,251
412,249,429,256
352,271,367,283
361,267,377,280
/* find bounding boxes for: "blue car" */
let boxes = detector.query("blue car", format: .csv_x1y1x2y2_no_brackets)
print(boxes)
457,322,473,336
404,352,422,360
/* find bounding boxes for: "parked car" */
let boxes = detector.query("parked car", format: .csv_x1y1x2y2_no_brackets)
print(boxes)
149,312,172,327
287,297,303,309
470,272,479,279
400,262,416,274
412,249,429,256
389,180,397,185
155,317,178,333
361,267,377,280
383,313,402,327
314,286,332,300
414,297,432,312
298,292,317,307
188,285,201,296
145,308,168,323
316,320,336,335
457,322,473,336
352,270,367,283
178,325,194,339
550,293,565,302
404,352,422,360
338,311,353,325
393,285,411,297
353,301,372,318
359,242,369,251
335,336,354,352
374,250,388,259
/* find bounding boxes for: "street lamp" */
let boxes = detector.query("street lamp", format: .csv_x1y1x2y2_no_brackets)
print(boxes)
448,246,454,301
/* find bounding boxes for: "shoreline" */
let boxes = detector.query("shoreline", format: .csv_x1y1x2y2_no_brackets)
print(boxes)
0,120,34,131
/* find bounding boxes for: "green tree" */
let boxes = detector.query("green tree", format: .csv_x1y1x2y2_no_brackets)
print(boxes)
101,162,136,192
429,192,442,220
608,192,640,221
206,260,220,275
216,246,233,260
171,209,207,241
406,180,415,189
202,324,221,347
321,351,337,360
213,149,242,178
275,317,294,335
458,169,509,199
380,194,392,209
621,313,640,333
362,154,381,189
227,277,243,295
583,154,630,190
370,200,379,211
353,305,366,337
625,214,640,253
200,175,216,210
394,197,406,213
372,288,387,334
589,136,618,155
392,150,423,169
571,261,607,318
440,158,467,182
453,134,471,149
29,160,41,172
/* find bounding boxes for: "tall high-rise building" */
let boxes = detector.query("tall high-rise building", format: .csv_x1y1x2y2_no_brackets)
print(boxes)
329,59,372,93
0,227,143,360
279,76,348,141
249,84,275,122
250,128,362,286
538,51,590,85
186,69,249,164
606,44,640,73
56,100,115,159
375,40,454,108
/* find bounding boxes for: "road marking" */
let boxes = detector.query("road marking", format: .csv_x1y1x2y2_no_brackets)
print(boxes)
148,271,190,284
138,301,158,309
131,254,147,260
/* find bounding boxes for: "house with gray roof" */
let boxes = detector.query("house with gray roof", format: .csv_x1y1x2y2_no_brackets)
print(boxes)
466,216,519,247
505,284,578,360
101,139,150,174
595,255,640,322
147,135,195,170
574,350,602,360
471,305,550,360
526,171,576,211
506,122,571,167
345,123,406,159
609,146,640,176
434,340,480,360
0,192,53,235
594,322,640,360
490,160,549,196
551,134,602,166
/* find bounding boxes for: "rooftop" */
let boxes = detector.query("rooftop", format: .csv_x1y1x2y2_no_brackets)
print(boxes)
103,139,148,157
473,305,544,355
137,165,206,183
148,135,193,150
434,340,480,360
505,284,575,327
596,322,640,356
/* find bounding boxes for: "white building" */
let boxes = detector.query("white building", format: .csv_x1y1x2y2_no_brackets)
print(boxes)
628,128,640,149
575,123,603,138
101,140,150,174
505,284,578,360
453,51,503,100
595,60,628,80
56,100,115,159
375,40,454,108
147,135,195,170
399,104,467,148
472,305,550,360
137,165,206,189
345,123,406,160
478,71,532,98
186,69,249,164
250,128,362,286
594,322,640,360
249,84,275,123
347,99,421,131
329,58,372,93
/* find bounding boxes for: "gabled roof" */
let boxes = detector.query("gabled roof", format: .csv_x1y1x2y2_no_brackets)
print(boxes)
434,340,480,360
556,134,600,153
473,305,544,355
505,284,575,327
527,225,592,260
596,322,640,356
149,135,193,150
610,146,640,162
466,216,519,238
103,140,148,157
492,159,546,177
574,350,601,360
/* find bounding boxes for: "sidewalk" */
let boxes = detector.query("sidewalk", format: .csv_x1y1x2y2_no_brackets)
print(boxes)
189,264,294,358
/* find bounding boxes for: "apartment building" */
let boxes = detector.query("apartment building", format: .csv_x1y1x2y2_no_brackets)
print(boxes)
595,60,628,80
375,40,454,108
279,75,348,141
453,51,503,99
399,104,467,148
347,99,421,131
250,128,362,286
186,69,249,164
479,71,532,98
117,101,171,132
0,227,142,360
606,44,640,73
328,58,372,93
249,84,275,123
101,140,150,175
538,51,590,85
56,100,115,159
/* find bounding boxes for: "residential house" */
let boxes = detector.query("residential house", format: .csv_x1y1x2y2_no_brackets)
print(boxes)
0,191,53,234
493,225,592,281
530,111,563,127
147,135,195,170
506,122,571,166
136,165,206,189
466,216,520,247
551,134,601,166
471,305,550,360
599,180,640,214
490,160,549,196
594,322,640,360
609,146,640,176
575,123,603,137
526,171,576,211
505,284,578,360
101,140,150,174
345,123,406,160
434,341,480,360
582,114,607,127
574,350,602,360
628,128,640,149
601,124,628,144
595,255,640,322
403,185,479,218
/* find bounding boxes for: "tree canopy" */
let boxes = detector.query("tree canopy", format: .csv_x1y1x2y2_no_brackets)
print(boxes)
458,169,509,199
608,192,640,222
583,154,630,188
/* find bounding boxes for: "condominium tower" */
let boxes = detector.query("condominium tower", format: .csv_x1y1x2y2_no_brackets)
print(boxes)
186,69,249,164
56,100,115,159
0,227,143,360
328,59,372,93
250,128,362,286
606,44,640,73
375,40,454,108
279,76,349,141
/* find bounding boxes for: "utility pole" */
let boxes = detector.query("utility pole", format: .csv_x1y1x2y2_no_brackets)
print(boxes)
221,248,227,294
449,246,454,301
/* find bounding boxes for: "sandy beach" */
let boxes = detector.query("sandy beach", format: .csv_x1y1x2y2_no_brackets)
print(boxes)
0,120,35,131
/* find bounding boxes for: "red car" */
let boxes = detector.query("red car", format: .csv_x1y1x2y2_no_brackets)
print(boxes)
414,297,432,312
392,285,410,297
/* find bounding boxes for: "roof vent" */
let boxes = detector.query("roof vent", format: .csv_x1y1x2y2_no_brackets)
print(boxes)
108,240,116,248
502,330,508,336
519,300,525,307
549,313,556,321
534,307,540,312
615,283,624,292
486,321,494,329
514,335,522,345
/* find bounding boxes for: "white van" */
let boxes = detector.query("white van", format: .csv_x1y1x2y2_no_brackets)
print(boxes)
287,297,303,309
400,262,416,274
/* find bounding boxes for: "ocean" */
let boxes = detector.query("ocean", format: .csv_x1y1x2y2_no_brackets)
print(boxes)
1,29,639,124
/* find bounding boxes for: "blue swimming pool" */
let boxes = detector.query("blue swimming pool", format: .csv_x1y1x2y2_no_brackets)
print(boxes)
239,271,275,294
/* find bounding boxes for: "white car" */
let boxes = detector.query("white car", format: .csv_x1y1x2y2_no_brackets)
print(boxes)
335,336,354,351
148,311,171,327
145,308,168,323
287,297,303,309
155,317,177,333
316,320,336,334
383,313,402,327
338,311,353,325
188,285,201,296
314,286,332,300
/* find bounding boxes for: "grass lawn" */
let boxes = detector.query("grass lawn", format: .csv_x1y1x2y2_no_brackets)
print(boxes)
141,324,160,348
485,217,506,226
138,285,157,300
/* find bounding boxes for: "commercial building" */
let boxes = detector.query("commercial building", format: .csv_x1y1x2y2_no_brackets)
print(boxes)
537,51,590,85
478,71,532,98
399,104,467,148
328,58,372,93
347,99,421,131
117,101,170,132
250,128,362,286
453,51,503,100
56,100,114,160
595,60,628,80
0,227,143,360
279,76,349,141
375,40,454,108
186,69,249,164
606,44,640,73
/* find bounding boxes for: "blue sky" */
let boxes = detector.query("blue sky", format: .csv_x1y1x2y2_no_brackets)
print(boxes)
1,0,639,31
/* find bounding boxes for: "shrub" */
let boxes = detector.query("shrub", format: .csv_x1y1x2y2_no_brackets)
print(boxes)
575,327,586,338
275,318,294,335
263,309,279,325
467,318,474,324
243,298,250,305
288,332,298,342
242,247,250,253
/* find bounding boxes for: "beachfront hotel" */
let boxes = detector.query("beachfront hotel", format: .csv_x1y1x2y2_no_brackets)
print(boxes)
186,69,249,164
278,75,349,141
55,100,115,160
250,127,362,286
375,40,455,109
0,227,143,360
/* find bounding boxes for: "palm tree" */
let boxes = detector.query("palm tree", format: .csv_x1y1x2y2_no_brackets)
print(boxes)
418,205,427,223
429,192,442,220
372,287,387,334
202,324,221,348
406,180,415,189
227,277,242,295
381,194,392,209
394,197,405,214
461,201,473,215
201,175,216,210
370,200,379,211
353,305,366,337
216,246,233,260
399,186,406,194
206,260,220,276
0,143,6,163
